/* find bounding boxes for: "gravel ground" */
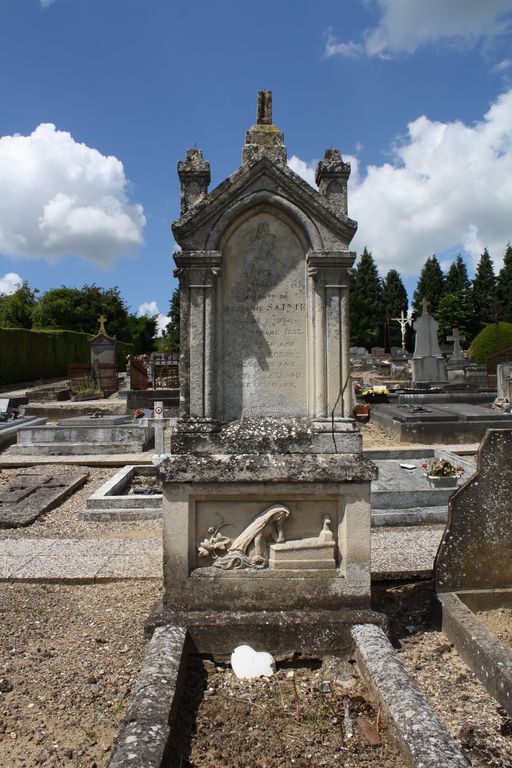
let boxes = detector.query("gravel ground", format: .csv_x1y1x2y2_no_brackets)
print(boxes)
0,467,161,541
476,608,512,650
0,581,161,768
375,581,512,768
399,631,512,767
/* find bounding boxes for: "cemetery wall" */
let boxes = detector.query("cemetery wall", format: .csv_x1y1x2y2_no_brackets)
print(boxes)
0,328,133,384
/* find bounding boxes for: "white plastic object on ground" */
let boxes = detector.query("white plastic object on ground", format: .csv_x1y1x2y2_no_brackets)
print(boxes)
230,645,276,679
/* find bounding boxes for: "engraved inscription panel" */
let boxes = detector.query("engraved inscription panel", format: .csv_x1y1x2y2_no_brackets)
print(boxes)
220,212,307,420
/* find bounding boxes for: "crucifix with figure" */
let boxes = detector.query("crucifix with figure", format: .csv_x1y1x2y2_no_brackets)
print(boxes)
391,308,413,356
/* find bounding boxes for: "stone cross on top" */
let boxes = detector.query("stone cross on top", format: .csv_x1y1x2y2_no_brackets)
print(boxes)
420,297,430,315
447,328,466,361
97,314,107,335
257,90,272,125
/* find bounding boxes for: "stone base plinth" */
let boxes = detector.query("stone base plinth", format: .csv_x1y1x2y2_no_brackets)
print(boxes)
160,452,376,613
145,604,387,660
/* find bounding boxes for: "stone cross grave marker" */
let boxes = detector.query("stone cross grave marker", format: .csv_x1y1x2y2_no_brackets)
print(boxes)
447,328,466,362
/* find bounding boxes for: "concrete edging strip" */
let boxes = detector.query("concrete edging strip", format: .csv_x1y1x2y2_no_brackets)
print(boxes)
352,623,469,768
108,623,187,768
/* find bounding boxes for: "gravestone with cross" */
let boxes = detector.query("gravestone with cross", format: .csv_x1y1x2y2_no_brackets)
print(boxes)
90,315,118,391
412,298,447,384
447,328,466,363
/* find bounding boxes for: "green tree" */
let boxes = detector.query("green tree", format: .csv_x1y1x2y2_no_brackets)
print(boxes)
126,314,158,354
32,284,130,339
436,292,473,342
158,287,180,353
470,248,496,336
497,243,512,323
350,248,384,349
444,254,470,295
0,281,38,328
412,255,445,315
382,269,409,349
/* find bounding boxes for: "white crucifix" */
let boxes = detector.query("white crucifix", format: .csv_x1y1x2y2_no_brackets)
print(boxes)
391,308,413,355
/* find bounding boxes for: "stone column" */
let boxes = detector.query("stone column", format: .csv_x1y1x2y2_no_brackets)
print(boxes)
173,251,221,421
306,251,355,420
310,267,327,418
340,282,352,417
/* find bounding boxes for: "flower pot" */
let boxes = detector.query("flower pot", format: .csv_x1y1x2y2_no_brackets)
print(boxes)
353,404,370,423
427,475,458,488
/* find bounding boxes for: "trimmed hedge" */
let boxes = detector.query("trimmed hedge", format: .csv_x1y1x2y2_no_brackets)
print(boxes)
468,322,512,365
0,328,133,385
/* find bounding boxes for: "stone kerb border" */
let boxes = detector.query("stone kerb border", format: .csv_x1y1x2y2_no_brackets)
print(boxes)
109,619,470,768
352,623,469,768
108,624,188,768
81,465,162,521
438,591,512,716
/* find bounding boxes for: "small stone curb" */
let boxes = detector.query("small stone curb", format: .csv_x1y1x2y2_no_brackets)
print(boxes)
439,591,512,716
108,623,188,768
352,623,469,767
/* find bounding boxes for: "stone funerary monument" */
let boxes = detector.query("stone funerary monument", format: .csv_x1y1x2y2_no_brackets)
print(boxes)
159,93,376,645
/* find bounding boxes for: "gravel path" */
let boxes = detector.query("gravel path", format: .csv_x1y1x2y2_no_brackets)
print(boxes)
0,581,161,768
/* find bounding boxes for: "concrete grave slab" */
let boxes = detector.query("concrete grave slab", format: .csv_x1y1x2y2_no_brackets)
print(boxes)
0,469,88,528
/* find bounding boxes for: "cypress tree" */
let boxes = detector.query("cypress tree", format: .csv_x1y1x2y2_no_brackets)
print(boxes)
497,243,512,323
445,254,470,294
470,248,496,335
383,269,409,349
412,255,445,315
349,247,384,349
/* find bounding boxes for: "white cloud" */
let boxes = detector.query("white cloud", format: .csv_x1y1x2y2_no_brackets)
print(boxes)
288,155,317,187
138,301,170,336
0,272,23,295
292,89,512,277
326,0,512,58
41,0,58,7
0,123,145,266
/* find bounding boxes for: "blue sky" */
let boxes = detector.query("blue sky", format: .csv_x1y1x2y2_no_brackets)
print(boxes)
1,0,512,331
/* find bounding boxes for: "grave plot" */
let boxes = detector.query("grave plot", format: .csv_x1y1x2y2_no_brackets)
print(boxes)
165,658,406,768
435,428,512,717
0,469,88,528
368,447,475,526
8,415,152,456
82,465,162,521
371,401,512,444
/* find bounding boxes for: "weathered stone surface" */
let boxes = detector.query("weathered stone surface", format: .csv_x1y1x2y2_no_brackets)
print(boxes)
171,416,362,455
159,451,376,484
438,591,512,716
353,623,470,768
108,624,187,768
221,212,307,420
0,470,88,528
146,605,387,660
435,428,512,592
